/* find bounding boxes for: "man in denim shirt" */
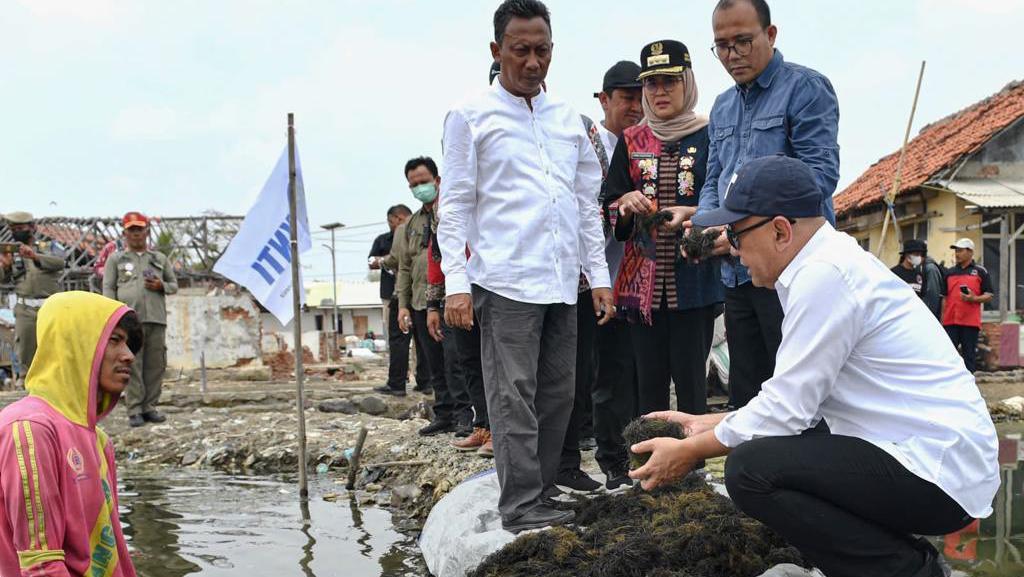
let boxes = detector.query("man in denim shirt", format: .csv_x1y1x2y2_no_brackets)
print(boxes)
695,0,839,408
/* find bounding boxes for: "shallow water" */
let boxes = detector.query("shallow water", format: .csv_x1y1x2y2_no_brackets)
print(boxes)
937,430,1024,577
116,432,1024,577
118,470,425,577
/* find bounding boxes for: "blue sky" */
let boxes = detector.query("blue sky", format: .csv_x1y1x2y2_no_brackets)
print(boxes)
2,0,1022,282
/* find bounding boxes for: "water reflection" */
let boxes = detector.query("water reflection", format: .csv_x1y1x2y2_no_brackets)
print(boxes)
118,470,426,577
940,434,1024,576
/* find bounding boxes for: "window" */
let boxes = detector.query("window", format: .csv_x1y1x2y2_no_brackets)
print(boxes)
858,237,870,251
900,221,928,243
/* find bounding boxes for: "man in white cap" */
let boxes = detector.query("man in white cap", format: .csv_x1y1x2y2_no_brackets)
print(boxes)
941,238,992,373
0,211,65,382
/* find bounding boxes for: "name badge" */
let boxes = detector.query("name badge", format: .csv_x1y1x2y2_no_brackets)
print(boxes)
630,152,656,160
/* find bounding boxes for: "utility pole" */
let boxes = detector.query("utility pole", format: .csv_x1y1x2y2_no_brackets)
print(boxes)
321,222,344,357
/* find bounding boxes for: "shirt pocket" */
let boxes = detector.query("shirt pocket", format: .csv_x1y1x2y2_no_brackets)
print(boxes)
750,115,788,153
547,138,579,189
712,124,736,167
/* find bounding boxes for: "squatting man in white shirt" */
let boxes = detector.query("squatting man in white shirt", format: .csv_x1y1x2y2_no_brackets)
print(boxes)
631,155,999,577
437,0,614,533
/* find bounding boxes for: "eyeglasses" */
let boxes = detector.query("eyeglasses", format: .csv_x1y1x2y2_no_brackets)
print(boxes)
711,34,756,59
642,75,683,93
726,217,796,250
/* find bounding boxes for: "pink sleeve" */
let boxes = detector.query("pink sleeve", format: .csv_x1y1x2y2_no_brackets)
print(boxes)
0,421,71,577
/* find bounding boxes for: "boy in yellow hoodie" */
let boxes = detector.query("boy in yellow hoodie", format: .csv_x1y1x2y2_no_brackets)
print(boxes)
0,291,142,577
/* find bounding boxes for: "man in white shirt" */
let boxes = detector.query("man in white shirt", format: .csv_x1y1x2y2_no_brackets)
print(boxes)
438,0,613,533
631,155,999,577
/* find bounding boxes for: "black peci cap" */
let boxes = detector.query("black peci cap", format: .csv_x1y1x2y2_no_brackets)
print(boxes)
638,40,691,80
901,239,927,255
489,61,501,85
594,61,642,97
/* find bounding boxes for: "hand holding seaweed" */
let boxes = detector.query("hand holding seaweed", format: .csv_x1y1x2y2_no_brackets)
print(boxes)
679,226,720,261
623,417,685,470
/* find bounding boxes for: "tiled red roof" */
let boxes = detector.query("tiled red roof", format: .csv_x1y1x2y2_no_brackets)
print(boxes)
835,80,1024,216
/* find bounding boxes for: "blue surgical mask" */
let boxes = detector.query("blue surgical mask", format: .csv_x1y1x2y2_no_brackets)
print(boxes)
411,182,438,204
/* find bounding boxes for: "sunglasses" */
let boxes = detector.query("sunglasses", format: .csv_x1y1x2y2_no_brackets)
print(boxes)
726,217,796,250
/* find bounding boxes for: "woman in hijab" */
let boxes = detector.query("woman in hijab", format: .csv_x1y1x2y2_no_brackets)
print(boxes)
604,40,723,416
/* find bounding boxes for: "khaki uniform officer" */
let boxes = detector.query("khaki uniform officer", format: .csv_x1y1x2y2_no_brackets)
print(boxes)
0,211,65,379
102,212,178,427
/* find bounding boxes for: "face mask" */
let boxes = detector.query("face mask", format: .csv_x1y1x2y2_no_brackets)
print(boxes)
411,182,438,204
908,255,923,267
11,230,31,244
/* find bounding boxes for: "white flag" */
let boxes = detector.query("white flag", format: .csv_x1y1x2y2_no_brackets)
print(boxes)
214,146,311,325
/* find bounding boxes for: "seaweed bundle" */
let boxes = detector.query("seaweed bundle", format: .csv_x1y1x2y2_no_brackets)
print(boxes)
469,474,807,577
679,227,720,261
622,417,685,470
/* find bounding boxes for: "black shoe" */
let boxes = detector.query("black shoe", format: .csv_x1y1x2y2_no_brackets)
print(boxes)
142,410,166,423
418,419,455,436
412,383,433,394
910,536,950,577
454,421,474,438
555,468,602,492
373,385,407,397
579,437,597,451
605,466,634,491
129,414,145,427
502,505,575,534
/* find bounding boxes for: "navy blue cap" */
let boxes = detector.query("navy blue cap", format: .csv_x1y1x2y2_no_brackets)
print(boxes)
692,155,822,227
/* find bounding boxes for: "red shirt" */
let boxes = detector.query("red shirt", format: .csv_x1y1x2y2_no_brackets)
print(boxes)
942,261,993,328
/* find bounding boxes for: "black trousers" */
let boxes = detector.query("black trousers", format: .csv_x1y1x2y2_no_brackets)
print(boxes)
455,323,489,429
630,304,716,415
386,298,430,391
592,317,637,473
560,290,598,473
726,433,972,577
945,324,980,373
412,308,471,423
724,283,784,408
386,299,411,390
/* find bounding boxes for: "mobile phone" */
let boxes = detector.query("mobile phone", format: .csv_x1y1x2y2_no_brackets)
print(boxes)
143,269,157,280
0,243,19,255
959,285,970,296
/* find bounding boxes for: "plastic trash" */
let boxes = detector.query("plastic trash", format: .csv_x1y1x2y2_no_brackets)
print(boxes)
316,463,330,474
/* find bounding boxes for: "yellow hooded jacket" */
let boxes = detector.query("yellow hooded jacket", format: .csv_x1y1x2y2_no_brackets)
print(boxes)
0,291,137,577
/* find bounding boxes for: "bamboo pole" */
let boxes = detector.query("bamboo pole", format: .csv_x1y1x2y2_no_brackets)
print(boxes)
287,112,309,501
876,61,926,258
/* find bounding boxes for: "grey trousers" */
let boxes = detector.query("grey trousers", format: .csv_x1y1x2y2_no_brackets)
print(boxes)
126,323,167,416
474,285,577,522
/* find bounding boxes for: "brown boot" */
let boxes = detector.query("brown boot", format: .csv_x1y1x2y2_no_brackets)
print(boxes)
451,427,489,451
477,436,494,458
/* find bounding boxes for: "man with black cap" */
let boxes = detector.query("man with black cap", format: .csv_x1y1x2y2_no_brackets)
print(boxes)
0,212,65,382
631,155,997,577
555,60,644,493
891,238,944,320
695,0,840,411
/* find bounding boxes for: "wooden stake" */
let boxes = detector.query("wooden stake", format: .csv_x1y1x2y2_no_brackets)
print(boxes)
876,61,926,258
346,425,369,490
287,112,309,501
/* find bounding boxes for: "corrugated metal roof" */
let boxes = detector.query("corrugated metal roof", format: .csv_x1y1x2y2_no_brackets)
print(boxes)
949,178,1024,208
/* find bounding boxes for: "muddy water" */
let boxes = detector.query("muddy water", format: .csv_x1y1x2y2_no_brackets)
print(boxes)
938,427,1024,577
118,470,426,577
116,433,1024,577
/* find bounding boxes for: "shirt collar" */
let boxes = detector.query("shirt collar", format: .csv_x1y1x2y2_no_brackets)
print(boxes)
776,221,831,290
492,78,547,109
737,49,784,93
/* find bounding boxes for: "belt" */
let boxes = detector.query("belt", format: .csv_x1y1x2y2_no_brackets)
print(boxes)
17,297,47,308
